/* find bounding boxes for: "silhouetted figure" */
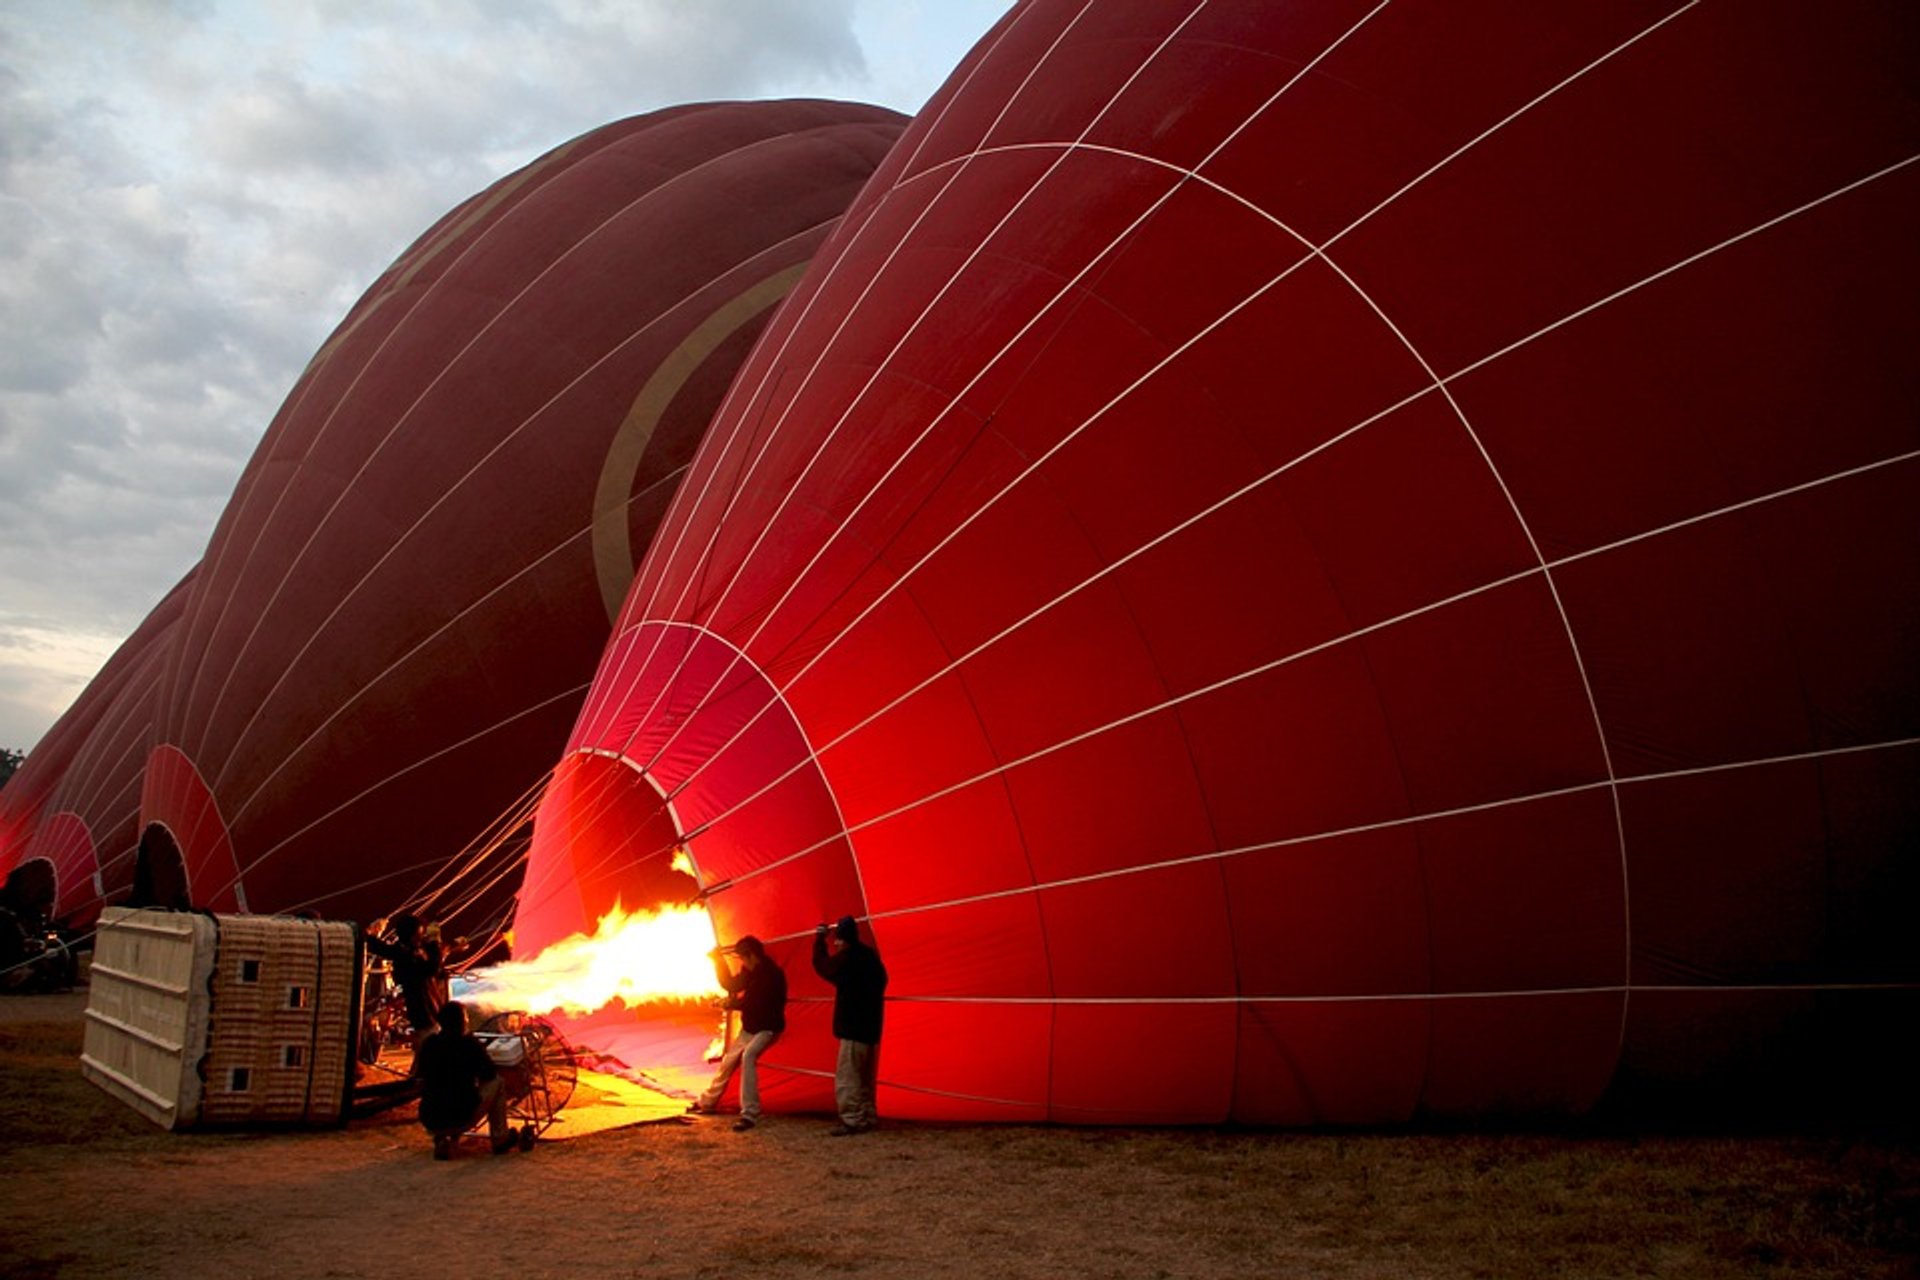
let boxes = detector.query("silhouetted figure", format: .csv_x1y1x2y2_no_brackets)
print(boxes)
812,915,887,1135
690,935,787,1131
366,912,443,1050
416,1001,528,1159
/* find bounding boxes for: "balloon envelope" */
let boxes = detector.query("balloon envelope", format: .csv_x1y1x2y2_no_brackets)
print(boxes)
518,0,1920,1122
5,101,905,936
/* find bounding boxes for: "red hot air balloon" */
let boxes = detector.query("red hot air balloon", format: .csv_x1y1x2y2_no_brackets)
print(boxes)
517,0,1919,1123
35,101,903,931
1,573,196,928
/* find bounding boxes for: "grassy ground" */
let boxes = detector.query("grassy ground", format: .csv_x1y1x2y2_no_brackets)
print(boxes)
2,992,1915,1279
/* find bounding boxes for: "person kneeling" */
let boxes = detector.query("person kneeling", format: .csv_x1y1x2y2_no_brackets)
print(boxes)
417,1000,529,1159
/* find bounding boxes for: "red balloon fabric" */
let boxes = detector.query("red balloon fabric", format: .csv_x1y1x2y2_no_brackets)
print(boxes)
518,0,1919,1122
3,101,905,932
0,571,195,928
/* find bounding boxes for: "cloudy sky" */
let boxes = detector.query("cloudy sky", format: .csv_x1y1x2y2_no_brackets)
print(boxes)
0,0,1010,753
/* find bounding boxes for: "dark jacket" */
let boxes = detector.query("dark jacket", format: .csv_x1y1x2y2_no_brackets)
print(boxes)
719,955,788,1035
415,1030,497,1132
812,933,887,1044
366,932,442,1029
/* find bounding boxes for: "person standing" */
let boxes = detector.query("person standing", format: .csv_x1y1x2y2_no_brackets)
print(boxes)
690,935,787,1131
366,912,444,1052
812,914,887,1135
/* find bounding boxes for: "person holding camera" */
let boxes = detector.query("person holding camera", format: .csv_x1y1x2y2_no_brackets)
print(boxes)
689,935,787,1131
812,915,887,1135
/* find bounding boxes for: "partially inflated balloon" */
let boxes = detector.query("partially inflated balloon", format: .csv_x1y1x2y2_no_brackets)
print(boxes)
519,1,1918,1122
4,101,904,933
0,573,194,927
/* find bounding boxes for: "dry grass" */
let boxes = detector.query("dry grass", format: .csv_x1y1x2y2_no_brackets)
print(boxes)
2,992,1915,1279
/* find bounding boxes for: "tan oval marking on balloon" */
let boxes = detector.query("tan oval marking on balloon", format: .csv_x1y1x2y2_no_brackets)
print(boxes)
592,262,809,622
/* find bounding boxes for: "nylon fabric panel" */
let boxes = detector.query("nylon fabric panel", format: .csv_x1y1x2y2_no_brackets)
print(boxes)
959,582,1170,763
785,581,952,747
1623,761,1832,987
1454,167,1920,560
999,711,1215,886
1422,992,1621,1116
1224,827,1431,1000
1233,1001,1428,1126
1200,1,1685,245
1418,791,1624,993
878,894,1051,1001
1179,647,1412,851
369,1,1920,1123
1048,1002,1236,1124
1111,482,1349,699
818,674,999,827
1038,863,1234,1000
845,782,1031,916
880,1001,1051,1121
111,101,905,926
1276,396,1539,626
1359,580,1610,812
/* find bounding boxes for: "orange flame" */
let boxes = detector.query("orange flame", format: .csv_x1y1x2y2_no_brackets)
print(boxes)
460,899,722,1017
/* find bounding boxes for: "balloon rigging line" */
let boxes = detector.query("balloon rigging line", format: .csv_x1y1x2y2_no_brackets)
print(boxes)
1443,152,1920,389
217,430,670,826
14,703,143,900
203,681,591,909
501,760,633,916
529,431,1916,941
628,0,1687,769
56,720,147,847
216,440,692,828
270,850,500,927
595,356,785,771
1300,233,1635,1058
697,519,1919,905
884,0,1034,183
162,167,505,759
180,123,827,757
632,0,1707,813
612,0,1088,644
599,0,1199,753
612,0,1028,619
469,738,667,927
45,655,165,826
204,213,843,807
184,127,823,771
507,749,703,929
640,2,1781,885
570,149,937,739
624,0,1242,776
884,981,1920,1006
851,734,1920,930
207,436,698,908
646,139,1918,868
395,768,550,915
1319,0,1703,259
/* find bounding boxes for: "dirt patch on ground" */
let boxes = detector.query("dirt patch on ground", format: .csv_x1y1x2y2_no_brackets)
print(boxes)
2,991,1916,1279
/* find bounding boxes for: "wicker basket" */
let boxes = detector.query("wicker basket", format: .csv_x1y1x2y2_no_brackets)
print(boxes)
82,907,363,1129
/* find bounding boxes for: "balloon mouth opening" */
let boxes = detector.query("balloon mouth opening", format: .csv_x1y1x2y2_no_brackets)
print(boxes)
491,751,727,1095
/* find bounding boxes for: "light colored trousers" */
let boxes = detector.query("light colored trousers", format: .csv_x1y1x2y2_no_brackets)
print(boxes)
699,1029,781,1120
835,1038,879,1129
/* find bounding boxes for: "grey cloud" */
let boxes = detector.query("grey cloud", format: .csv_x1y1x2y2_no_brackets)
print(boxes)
0,0,993,752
